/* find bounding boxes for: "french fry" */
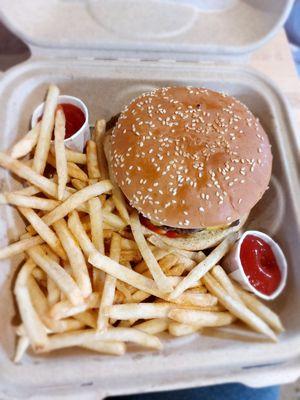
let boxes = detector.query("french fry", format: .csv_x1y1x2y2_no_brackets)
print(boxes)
120,249,142,264
0,193,59,210
20,159,32,167
134,318,168,335
19,207,67,260
68,210,96,256
42,180,112,227
33,85,59,174
28,275,49,315
120,238,138,250
86,140,101,180
193,251,207,263
43,317,85,334
130,211,173,294
118,319,137,328
89,197,104,253
211,265,241,303
53,219,92,298
97,232,121,331
166,264,186,277
50,293,100,320
89,251,164,299
105,303,175,320
47,276,60,306
28,276,83,336
159,254,179,272
202,272,278,341
233,284,284,333
71,178,87,190
103,210,127,230
134,249,170,274
102,197,115,213
183,286,208,294
0,235,43,260
0,152,58,197
54,107,68,200
74,311,97,328
50,145,87,164
27,245,84,306
13,186,41,196
64,186,76,194
81,341,126,355
103,137,130,224
130,289,151,303
175,257,197,272
10,122,41,159
36,327,162,352
32,267,46,281
47,153,88,182
112,191,130,225
65,149,86,164
169,233,238,300
42,243,60,263
67,162,88,182
93,119,108,179
116,282,132,302
42,245,61,306
174,292,218,307
14,258,48,350
14,335,30,362
168,309,235,327
168,321,200,337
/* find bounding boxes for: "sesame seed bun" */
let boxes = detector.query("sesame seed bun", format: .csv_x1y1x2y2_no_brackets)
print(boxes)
111,86,272,229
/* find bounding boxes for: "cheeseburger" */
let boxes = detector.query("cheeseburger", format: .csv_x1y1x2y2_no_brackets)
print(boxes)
106,87,272,250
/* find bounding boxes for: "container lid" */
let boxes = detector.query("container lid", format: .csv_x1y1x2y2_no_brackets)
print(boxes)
0,0,294,61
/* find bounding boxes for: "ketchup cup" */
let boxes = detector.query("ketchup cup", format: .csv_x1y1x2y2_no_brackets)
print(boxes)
31,95,90,152
222,230,287,301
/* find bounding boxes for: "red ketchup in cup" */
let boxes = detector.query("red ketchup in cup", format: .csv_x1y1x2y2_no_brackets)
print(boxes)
222,230,287,300
240,234,281,296
38,103,85,139
32,95,89,152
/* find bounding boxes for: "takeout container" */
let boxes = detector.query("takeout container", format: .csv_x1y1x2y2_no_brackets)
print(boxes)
0,1,300,398
223,230,288,301
31,95,90,152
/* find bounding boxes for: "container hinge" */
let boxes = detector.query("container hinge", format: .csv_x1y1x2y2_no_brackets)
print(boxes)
113,57,231,66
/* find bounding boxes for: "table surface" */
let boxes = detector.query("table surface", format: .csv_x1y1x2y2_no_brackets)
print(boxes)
250,30,300,150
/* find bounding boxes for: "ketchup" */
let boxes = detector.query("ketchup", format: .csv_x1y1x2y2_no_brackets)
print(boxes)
140,216,180,238
240,235,281,296
38,103,85,139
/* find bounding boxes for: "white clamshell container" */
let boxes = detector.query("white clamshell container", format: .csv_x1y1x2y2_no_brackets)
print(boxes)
0,1,299,399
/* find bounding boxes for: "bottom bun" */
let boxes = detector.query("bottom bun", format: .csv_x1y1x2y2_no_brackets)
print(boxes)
142,216,247,251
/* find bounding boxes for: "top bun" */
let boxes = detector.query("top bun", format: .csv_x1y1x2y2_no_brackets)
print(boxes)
111,86,272,229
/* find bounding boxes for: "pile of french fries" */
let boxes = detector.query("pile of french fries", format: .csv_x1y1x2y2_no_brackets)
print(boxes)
0,85,284,363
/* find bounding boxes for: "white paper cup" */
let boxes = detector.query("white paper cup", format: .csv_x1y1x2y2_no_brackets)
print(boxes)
222,230,287,301
31,95,90,152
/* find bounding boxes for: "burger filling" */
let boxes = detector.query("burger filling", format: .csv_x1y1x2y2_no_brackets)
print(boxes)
140,215,240,238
